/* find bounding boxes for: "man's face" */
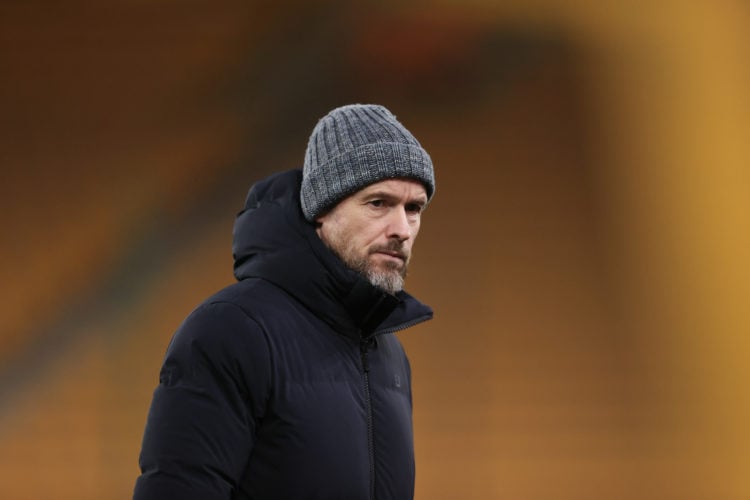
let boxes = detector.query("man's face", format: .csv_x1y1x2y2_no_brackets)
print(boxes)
316,178,428,294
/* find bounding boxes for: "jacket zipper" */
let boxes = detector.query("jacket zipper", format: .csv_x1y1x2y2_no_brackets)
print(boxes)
360,337,375,500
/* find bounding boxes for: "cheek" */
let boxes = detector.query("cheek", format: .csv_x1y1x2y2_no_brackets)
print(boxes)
336,222,369,255
366,224,391,247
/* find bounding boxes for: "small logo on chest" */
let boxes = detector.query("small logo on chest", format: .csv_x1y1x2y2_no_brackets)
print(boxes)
394,374,401,388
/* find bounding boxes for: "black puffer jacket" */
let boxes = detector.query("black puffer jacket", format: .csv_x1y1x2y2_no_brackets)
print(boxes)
134,170,433,500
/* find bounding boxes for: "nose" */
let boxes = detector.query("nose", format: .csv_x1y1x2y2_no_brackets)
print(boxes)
386,207,412,242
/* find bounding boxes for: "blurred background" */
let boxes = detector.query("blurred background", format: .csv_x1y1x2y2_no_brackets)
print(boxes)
1,1,749,498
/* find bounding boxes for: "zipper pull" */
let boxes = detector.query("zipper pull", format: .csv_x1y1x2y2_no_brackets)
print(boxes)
360,340,371,373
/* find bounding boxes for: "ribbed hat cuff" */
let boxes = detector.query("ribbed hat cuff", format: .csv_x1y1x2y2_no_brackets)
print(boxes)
301,141,434,221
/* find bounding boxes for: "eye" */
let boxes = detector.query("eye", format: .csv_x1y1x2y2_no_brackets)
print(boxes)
405,203,423,214
368,199,385,208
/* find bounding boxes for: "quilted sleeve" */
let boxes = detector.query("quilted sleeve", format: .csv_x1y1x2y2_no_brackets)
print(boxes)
133,301,271,500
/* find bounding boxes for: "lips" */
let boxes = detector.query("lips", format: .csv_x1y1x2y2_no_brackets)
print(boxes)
370,246,408,264
376,250,405,261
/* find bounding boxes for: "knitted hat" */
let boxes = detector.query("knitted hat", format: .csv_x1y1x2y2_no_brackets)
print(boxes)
300,104,435,221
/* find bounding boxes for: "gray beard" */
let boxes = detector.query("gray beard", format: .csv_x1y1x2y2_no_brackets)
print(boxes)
345,252,406,295
318,229,408,295
325,242,406,295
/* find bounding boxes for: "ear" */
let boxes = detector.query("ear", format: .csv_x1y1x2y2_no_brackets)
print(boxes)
314,212,327,233
314,207,332,226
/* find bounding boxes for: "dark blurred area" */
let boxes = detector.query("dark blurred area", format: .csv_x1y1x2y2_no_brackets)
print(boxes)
1,1,749,498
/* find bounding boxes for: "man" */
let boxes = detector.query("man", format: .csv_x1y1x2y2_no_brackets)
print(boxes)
134,104,435,499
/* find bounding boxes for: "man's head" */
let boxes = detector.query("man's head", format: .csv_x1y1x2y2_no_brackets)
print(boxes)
300,104,435,294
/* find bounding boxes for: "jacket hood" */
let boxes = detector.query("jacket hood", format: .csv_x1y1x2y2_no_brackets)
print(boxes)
232,169,432,338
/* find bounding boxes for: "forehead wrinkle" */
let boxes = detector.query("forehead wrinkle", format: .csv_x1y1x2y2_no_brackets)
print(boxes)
359,179,427,200
360,189,428,205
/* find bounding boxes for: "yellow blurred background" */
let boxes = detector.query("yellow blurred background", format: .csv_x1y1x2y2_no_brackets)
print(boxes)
1,1,749,498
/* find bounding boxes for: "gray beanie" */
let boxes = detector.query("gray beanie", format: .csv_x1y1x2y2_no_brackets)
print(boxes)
300,104,435,221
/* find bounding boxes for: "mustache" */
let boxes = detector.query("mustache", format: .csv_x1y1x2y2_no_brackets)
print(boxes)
369,241,408,261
